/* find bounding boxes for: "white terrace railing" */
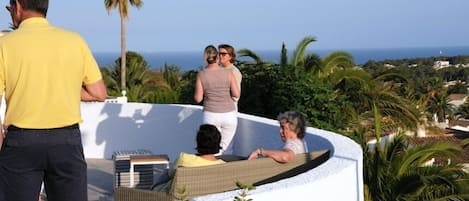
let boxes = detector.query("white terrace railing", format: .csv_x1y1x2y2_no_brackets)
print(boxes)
0,102,364,201
79,102,363,201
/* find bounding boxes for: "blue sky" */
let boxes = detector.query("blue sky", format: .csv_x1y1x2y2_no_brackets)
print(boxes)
1,0,469,53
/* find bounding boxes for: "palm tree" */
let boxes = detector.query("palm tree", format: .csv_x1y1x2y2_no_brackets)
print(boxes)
238,35,354,77
427,90,454,123
289,36,355,77
350,132,469,201
290,36,317,68
330,69,420,142
319,51,355,77
101,51,154,102
104,0,143,94
237,48,269,65
409,77,446,137
456,100,469,119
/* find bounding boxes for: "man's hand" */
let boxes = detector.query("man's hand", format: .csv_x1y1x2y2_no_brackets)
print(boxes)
0,127,4,151
0,96,3,151
81,80,107,102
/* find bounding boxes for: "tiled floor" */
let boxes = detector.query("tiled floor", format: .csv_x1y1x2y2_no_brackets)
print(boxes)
87,159,114,201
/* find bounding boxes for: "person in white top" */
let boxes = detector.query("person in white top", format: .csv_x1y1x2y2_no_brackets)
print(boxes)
218,44,242,107
248,111,308,163
217,44,242,154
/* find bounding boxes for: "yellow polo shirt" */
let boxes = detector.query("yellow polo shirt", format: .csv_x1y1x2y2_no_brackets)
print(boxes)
0,17,102,128
168,152,225,176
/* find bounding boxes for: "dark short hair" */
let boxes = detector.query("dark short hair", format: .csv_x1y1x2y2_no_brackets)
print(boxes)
14,0,48,16
218,44,236,63
277,111,307,139
196,124,222,154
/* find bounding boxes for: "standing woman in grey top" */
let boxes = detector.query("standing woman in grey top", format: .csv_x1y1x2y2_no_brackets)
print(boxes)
194,45,240,154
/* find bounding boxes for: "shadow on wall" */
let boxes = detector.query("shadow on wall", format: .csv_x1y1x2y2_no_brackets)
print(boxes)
83,103,203,160
234,118,282,157
80,103,335,161
304,132,335,155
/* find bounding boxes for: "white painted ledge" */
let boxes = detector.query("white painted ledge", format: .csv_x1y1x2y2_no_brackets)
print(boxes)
0,102,363,201
79,102,363,201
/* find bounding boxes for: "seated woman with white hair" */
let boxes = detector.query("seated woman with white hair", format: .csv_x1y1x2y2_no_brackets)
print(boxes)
248,111,309,163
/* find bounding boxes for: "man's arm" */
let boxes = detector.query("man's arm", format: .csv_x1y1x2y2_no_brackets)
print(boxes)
0,96,3,151
81,80,107,102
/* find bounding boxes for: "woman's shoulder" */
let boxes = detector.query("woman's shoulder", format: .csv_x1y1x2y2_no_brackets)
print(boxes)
202,67,232,75
284,139,308,154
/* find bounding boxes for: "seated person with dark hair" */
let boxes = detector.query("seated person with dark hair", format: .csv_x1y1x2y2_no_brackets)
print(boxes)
172,124,226,170
153,124,225,191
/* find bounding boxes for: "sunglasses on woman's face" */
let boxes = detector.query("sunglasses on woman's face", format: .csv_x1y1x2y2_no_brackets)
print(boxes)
219,52,229,56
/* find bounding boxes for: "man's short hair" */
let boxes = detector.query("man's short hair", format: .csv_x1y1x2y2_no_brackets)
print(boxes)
15,0,48,16
196,124,222,155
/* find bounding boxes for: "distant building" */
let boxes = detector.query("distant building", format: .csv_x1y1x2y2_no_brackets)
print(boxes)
455,63,469,68
433,60,450,69
448,93,468,108
384,63,395,68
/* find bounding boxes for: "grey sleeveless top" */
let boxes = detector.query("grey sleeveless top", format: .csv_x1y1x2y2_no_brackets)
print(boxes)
199,69,236,113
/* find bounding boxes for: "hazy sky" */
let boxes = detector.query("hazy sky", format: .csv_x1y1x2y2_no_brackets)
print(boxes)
1,0,468,53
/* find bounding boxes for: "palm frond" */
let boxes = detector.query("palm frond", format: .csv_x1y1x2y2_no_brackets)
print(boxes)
291,36,316,67
237,48,265,64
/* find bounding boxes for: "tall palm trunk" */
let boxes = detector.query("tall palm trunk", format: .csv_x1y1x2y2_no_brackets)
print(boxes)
104,0,143,94
120,14,126,92
373,101,381,143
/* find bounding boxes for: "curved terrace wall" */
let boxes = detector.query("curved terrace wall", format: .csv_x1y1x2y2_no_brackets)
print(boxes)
79,102,363,201
1,102,363,201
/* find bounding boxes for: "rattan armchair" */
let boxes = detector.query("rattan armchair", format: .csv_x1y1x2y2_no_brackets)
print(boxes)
115,149,330,201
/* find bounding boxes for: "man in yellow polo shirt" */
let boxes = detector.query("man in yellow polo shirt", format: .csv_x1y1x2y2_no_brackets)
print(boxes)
0,0,107,201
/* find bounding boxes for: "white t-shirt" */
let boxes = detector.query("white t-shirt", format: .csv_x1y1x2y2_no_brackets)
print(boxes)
283,139,308,154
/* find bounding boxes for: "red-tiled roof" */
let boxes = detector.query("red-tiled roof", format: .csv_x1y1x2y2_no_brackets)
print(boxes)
409,131,469,163
448,94,468,101
451,119,469,127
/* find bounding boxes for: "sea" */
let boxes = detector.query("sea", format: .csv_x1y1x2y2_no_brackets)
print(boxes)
93,46,469,72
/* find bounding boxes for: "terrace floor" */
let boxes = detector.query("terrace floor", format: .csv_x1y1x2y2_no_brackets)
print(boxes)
87,159,114,201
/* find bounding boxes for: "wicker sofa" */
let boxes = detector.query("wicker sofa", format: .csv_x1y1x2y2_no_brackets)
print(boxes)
114,149,330,201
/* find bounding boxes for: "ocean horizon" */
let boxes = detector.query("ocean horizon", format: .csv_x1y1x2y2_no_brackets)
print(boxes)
94,46,469,72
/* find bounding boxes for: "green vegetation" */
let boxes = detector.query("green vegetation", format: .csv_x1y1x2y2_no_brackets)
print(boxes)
104,0,143,92
101,51,179,103
174,186,189,201
234,182,255,201
351,131,469,201
100,35,469,201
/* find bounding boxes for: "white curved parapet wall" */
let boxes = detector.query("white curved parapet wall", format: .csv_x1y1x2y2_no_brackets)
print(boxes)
1,102,363,201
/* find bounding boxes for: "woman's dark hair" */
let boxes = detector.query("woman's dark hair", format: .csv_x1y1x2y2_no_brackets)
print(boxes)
196,124,222,154
204,45,218,64
218,44,236,63
13,0,48,16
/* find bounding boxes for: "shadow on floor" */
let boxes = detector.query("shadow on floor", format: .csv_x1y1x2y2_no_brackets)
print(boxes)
87,159,114,201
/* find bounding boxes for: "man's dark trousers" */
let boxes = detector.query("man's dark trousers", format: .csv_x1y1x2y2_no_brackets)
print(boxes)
0,125,87,201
